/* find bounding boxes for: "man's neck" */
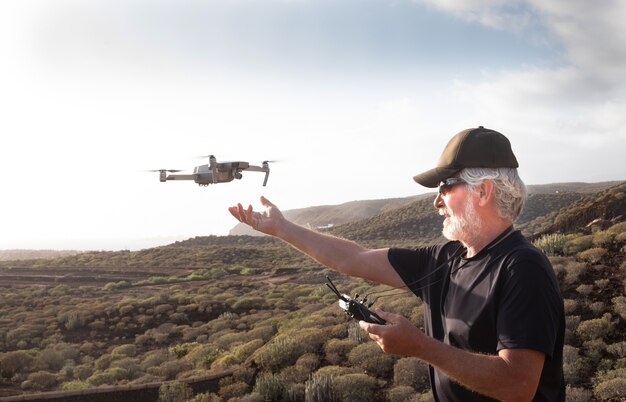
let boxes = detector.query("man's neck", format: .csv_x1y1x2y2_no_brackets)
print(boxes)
462,219,513,258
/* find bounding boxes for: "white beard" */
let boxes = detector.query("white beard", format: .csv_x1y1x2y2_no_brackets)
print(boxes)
439,196,483,243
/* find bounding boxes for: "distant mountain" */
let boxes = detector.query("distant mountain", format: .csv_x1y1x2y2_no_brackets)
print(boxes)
229,181,623,239
0,249,83,261
229,195,429,236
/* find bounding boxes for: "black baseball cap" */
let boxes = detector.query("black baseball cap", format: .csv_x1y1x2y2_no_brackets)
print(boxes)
413,126,519,188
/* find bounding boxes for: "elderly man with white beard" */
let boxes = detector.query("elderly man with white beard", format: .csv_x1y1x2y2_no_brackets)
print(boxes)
229,126,565,402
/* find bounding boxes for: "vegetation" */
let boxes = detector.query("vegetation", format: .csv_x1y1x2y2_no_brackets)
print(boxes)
0,181,624,401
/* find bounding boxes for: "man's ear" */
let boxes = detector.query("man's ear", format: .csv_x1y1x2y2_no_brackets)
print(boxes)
477,180,494,207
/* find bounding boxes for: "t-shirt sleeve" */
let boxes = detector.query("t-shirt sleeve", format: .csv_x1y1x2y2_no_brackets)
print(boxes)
496,253,563,358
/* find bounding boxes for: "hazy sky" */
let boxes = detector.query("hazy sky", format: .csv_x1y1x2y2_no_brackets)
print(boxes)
1,0,625,251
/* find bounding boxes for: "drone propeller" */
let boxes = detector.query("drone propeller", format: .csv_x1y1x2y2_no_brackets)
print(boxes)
146,169,184,172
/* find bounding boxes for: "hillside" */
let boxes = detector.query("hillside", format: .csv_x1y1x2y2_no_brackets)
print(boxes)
0,181,625,401
229,195,431,236
229,181,622,238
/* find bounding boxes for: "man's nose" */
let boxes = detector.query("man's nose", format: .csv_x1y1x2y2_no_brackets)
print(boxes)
433,193,444,209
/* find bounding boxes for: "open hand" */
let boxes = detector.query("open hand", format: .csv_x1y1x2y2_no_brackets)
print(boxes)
228,196,285,236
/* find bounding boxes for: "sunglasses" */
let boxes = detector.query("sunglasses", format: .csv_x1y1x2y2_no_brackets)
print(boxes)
438,177,466,194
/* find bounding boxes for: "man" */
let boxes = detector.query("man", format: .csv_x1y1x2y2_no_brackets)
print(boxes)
229,126,565,402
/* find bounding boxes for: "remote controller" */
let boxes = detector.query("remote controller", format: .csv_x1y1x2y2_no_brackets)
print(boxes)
325,276,386,325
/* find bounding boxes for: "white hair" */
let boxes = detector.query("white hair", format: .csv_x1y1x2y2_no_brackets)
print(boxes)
458,167,527,222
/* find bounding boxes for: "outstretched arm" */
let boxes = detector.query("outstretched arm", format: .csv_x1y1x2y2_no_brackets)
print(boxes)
228,196,405,288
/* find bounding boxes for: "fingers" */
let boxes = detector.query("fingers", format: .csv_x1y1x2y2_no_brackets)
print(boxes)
260,196,273,208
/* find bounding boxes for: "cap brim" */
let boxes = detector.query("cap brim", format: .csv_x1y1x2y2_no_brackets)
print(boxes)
413,167,459,188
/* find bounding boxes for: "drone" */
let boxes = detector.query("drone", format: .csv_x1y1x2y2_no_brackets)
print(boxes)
151,155,271,186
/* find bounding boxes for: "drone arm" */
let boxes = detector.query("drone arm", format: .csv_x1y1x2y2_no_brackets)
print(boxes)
165,174,196,181
263,170,270,186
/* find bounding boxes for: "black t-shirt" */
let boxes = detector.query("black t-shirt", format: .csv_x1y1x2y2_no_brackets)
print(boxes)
388,228,565,402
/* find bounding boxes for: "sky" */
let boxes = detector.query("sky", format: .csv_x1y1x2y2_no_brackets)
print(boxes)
1,0,625,251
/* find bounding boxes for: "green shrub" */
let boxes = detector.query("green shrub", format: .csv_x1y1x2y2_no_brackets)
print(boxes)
534,233,567,256
393,357,429,390
592,231,614,247
169,342,199,359
332,373,380,402
60,380,90,390
347,342,396,378
564,235,594,255
254,337,304,371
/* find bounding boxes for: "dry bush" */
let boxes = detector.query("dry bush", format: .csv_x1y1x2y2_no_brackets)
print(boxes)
158,381,194,402
562,345,589,384
253,372,285,402
347,341,396,378
112,343,137,357
332,373,381,402
612,296,626,320
219,381,249,400
231,339,264,362
73,364,93,381
393,357,430,391
210,353,239,370
34,348,64,372
254,337,302,371
583,339,608,365
305,373,336,402
87,367,128,386
607,341,626,359
314,365,360,378
576,313,613,342
23,370,57,391
552,258,587,285
593,376,626,401
1,351,35,379
140,350,170,373
110,357,142,380
579,247,608,264
566,385,592,402
184,344,223,369
387,385,418,402
148,359,192,380
324,338,358,365
279,364,312,384
576,284,593,296
563,299,578,315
